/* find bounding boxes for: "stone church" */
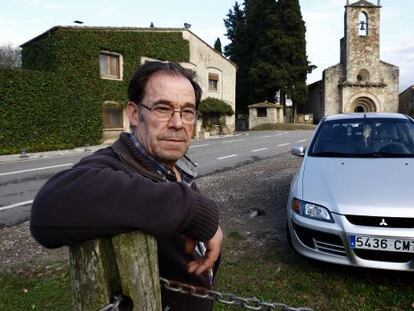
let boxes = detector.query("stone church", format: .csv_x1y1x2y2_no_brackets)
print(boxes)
303,0,399,123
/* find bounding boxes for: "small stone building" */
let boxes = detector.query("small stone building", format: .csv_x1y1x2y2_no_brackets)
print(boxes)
304,0,399,123
248,101,284,129
399,85,414,116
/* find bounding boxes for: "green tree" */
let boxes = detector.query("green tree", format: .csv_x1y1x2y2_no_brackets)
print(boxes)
223,1,249,114
276,0,315,120
0,43,21,68
214,37,222,54
246,0,283,104
223,0,314,118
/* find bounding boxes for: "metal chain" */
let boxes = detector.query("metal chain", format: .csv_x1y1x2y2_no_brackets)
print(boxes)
159,278,314,311
98,293,124,311
97,278,313,311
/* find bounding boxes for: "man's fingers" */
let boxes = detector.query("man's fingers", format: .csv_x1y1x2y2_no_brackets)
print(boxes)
187,260,199,273
187,248,218,274
187,226,223,275
195,262,211,275
187,259,212,275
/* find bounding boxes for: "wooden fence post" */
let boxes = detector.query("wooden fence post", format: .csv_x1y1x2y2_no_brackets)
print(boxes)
69,231,162,311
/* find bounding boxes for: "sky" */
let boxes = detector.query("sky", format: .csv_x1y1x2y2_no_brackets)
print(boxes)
1,0,413,92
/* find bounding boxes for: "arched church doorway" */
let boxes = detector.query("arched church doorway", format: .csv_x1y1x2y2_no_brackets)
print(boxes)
350,97,376,112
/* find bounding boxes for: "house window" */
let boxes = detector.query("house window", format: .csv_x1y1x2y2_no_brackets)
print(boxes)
103,106,123,128
99,52,122,79
257,107,267,117
208,73,219,91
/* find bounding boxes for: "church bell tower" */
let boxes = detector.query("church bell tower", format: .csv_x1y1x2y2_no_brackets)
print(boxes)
306,0,399,121
340,0,382,84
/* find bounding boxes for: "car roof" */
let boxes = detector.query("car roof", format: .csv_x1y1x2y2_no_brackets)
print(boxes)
323,113,408,122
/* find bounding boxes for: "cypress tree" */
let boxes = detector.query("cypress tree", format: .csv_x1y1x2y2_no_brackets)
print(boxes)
214,38,222,54
276,0,314,119
224,0,314,118
246,0,283,104
224,1,250,114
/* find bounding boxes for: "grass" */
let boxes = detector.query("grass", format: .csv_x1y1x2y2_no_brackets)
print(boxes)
0,263,71,310
250,123,316,131
214,234,414,311
1,236,413,311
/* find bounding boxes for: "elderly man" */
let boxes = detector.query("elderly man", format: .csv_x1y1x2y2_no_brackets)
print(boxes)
30,62,222,310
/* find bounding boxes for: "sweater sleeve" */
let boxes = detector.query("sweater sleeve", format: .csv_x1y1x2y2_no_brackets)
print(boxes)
30,152,219,248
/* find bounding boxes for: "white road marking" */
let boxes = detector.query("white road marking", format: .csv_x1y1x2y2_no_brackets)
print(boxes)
0,163,73,176
0,200,34,211
217,154,238,160
0,151,93,165
254,135,272,139
277,143,291,147
221,139,244,144
190,144,210,149
296,139,307,143
274,133,284,137
251,148,268,152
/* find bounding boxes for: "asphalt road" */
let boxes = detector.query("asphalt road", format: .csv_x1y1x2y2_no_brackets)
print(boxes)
0,130,314,227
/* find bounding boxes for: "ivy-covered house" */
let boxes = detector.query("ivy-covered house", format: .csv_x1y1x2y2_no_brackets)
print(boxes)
0,26,236,154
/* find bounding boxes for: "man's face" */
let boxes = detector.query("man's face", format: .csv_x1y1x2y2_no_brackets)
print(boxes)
127,72,196,167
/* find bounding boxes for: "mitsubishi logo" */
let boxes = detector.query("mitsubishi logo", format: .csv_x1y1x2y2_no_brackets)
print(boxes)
379,218,388,226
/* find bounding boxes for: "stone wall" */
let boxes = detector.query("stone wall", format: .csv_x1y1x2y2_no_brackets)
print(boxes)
248,107,281,129
399,86,414,116
306,81,324,123
324,64,343,116
378,61,399,112
344,5,381,83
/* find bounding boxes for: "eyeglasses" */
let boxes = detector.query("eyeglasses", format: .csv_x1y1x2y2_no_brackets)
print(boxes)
137,102,197,124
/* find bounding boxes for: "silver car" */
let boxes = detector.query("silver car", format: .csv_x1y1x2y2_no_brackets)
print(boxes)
287,113,414,271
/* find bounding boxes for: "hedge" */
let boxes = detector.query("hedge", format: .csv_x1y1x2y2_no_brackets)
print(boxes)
0,29,189,154
198,97,234,116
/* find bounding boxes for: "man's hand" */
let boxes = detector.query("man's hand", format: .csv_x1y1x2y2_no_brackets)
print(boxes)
185,226,223,275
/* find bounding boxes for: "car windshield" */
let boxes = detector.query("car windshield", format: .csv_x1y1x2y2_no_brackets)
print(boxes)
309,117,414,158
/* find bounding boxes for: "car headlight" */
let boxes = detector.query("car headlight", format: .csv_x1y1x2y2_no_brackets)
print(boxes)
292,198,334,223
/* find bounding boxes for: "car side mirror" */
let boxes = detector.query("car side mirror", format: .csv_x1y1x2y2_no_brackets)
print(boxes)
291,145,305,157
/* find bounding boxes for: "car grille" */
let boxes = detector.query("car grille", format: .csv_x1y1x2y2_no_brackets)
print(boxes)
292,223,346,257
345,215,414,228
354,249,414,263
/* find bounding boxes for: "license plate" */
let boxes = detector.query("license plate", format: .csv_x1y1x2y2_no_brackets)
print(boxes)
349,235,414,253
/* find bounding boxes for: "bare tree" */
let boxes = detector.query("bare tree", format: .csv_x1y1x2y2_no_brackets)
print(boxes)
0,43,21,68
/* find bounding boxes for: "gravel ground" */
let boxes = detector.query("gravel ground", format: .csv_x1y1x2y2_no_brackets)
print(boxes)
0,152,302,270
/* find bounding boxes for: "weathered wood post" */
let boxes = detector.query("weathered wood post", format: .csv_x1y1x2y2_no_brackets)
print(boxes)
69,231,162,310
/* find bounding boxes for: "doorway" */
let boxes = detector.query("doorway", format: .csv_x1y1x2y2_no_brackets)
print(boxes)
350,97,376,112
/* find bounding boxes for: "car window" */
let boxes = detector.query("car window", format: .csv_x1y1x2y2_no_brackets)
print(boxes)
309,118,414,157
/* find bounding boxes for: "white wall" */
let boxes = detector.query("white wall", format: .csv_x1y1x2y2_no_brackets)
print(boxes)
183,30,237,132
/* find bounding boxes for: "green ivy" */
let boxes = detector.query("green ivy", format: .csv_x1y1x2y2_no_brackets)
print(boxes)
198,97,234,116
0,28,189,154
